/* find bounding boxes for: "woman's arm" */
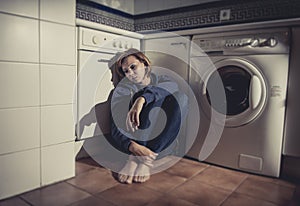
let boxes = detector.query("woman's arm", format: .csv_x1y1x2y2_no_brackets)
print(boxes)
140,75,179,105
126,96,145,132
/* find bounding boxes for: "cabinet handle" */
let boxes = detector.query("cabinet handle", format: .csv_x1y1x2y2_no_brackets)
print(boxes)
98,59,111,63
170,42,187,49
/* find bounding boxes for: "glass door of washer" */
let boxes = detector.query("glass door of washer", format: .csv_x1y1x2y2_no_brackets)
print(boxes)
200,58,267,127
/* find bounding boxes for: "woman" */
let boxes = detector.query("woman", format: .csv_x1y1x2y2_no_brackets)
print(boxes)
108,48,187,184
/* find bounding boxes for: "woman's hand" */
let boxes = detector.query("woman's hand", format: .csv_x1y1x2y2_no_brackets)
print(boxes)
129,141,158,164
126,97,145,132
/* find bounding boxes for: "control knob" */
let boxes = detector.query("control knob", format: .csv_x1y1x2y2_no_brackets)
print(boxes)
250,38,259,47
264,37,277,47
92,36,100,45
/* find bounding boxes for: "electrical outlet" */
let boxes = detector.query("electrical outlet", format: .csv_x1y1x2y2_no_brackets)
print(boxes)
220,9,231,21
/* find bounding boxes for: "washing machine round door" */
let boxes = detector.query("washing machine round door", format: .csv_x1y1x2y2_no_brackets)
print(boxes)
201,58,267,127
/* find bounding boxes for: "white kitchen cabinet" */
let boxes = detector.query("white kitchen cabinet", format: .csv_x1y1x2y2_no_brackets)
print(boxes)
41,142,75,186
41,104,75,147
0,149,40,200
40,0,75,25
41,64,76,105
143,36,190,63
0,13,38,63
0,107,40,155
0,62,39,108
0,0,38,18
143,36,190,81
40,21,76,65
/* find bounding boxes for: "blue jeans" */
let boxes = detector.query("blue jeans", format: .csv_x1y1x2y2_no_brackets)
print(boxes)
134,92,188,156
109,91,188,157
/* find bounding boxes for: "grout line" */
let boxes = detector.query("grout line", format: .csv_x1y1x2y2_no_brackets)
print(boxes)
19,196,34,206
38,0,42,188
0,11,39,21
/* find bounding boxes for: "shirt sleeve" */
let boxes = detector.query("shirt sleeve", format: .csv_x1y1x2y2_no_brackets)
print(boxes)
141,75,179,105
109,85,133,154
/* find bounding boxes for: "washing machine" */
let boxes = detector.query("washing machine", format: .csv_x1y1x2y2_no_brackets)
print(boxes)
186,28,290,177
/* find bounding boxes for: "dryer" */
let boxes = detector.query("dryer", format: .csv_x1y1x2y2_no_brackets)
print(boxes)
186,28,290,177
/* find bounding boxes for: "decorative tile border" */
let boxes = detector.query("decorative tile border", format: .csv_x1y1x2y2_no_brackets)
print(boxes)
76,0,300,32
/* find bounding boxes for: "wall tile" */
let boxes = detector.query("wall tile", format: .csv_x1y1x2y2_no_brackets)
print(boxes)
41,142,75,186
0,107,40,155
41,64,76,105
40,0,75,25
0,62,39,108
0,0,38,18
0,13,38,62
41,104,75,146
40,21,76,65
0,149,40,200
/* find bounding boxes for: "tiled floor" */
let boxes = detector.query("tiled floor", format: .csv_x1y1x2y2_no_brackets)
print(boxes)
1,157,300,206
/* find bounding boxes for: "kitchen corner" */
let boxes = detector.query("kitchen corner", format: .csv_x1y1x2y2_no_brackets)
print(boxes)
1,0,300,205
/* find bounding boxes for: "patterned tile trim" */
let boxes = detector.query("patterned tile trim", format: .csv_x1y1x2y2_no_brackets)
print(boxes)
76,0,300,32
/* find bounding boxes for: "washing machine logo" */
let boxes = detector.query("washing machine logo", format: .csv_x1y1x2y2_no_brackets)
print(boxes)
73,31,226,177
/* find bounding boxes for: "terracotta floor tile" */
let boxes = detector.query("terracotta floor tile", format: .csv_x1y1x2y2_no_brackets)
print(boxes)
164,158,208,178
143,171,187,193
0,197,30,206
69,196,116,206
77,157,102,168
20,182,90,206
221,192,278,206
235,177,295,206
248,174,296,189
75,160,97,175
289,184,300,206
67,168,119,194
170,179,231,206
192,166,248,191
96,183,162,206
146,194,199,206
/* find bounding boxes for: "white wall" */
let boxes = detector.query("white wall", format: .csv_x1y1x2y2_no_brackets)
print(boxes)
0,0,76,200
90,0,135,14
134,0,221,14
90,0,220,15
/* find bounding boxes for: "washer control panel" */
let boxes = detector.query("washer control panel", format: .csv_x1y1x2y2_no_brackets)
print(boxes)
78,27,140,52
192,28,289,54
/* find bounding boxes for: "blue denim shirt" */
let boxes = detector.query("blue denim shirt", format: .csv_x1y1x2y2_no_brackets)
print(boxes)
110,73,179,154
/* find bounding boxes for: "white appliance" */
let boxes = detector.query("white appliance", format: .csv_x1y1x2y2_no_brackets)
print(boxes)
76,27,140,140
142,35,200,157
186,28,290,177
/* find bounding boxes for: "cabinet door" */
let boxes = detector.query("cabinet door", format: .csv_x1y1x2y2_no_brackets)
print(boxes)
143,36,190,81
76,51,114,140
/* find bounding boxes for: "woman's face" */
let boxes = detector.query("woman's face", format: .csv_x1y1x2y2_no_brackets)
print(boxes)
121,55,148,84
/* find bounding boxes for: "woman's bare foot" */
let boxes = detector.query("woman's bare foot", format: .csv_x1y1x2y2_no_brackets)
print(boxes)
133,162,151,183
118,155,138,184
